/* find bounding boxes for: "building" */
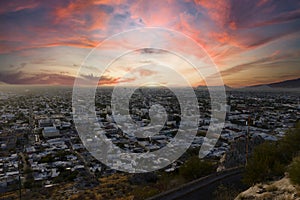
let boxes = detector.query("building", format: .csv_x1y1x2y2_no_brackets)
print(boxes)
39,119,53,128
42,127,60,138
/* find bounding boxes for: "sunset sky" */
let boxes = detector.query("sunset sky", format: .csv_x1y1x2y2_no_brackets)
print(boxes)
0,0,300,87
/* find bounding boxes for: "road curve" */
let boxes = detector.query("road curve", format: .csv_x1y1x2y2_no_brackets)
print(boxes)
147,167,245,200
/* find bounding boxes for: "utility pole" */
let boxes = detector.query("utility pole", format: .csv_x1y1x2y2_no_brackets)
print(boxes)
245,116,250,166
18,155,22,200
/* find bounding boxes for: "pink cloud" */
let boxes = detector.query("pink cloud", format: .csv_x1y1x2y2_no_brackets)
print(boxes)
0,0,40,14
130,0,181,27
53,0,109,31
195,0,231,28
136,68,157,77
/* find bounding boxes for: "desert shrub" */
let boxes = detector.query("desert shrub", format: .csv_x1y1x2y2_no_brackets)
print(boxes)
288,156,300,185
132,186,160,200
243,122,300,185
243,141,281,185
179,156,215,181
53,170,78,183
278,123,300,163
129,172,158,185
70,192,103,200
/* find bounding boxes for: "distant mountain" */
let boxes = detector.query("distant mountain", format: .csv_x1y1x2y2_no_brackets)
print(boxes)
197,78,300,91
249,78,300,89
0,81,8,85
197,84,233,91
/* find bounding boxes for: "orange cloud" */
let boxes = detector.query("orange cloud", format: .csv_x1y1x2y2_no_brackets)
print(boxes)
137,68,157,77
174,12,202,43
43,37,99,49
53,0,109,31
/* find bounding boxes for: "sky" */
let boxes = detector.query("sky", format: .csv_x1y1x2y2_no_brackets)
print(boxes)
0,0,300,87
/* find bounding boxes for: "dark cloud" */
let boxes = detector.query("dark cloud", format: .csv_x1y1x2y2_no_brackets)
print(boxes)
80,73,136,85
252,9,300,27
8,62,26,70
0,71,75,85
138,48,166,54
223,0,300,29
217,51,300,78
20,62,26,68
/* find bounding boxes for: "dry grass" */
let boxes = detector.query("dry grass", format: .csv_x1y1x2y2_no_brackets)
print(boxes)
1,190,19,200
265,185,277,192
68,173,133,200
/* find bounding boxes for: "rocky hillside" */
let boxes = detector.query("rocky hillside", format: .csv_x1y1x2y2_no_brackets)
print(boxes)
235,176,300,200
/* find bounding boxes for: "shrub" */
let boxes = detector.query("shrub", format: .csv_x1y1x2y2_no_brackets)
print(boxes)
243,122,300,185
179,156,215,181
132,186,159,200
129,172,157,185
243,142,281,185
288,156,300,185
278,123,300,164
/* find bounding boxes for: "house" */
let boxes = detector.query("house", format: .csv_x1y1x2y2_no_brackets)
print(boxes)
39,119,53,128
43,127,60,138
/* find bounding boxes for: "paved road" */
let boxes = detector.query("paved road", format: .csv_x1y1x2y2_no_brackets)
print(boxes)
148,168,246,200
176,172,245,200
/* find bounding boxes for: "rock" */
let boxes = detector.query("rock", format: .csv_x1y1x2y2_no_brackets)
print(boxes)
235,177,300,200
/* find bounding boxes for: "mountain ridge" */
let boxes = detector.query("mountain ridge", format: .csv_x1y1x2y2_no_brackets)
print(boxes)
248,78,300,89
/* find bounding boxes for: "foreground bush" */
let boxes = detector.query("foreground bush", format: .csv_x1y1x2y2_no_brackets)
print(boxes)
179,156,215,181
243,122,300,185
288,156,300,185
243,142,285,185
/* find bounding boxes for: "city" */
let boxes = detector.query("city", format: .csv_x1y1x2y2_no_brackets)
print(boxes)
1,86,299,199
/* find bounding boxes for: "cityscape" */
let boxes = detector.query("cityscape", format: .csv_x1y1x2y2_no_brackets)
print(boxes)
0,85,299,199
